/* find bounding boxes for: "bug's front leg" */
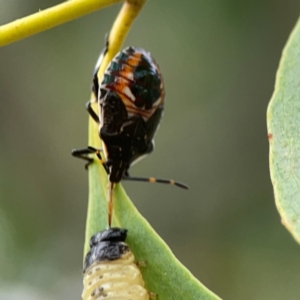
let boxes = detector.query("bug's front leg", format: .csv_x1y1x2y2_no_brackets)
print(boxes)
71,146,107,173
71,147,95,169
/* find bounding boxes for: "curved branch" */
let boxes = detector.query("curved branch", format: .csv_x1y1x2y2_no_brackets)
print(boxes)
0,0,122,47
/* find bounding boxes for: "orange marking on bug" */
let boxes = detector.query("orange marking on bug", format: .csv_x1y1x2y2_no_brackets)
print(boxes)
126,52,142,67
170,180,175,185
149,177,156,183
119,64,134,79
268,133,273,140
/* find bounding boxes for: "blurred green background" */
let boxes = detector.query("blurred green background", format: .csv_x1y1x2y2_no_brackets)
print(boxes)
1,1,300,299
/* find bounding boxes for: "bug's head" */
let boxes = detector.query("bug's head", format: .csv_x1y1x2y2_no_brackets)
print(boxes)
106,158,130,183
89,227,127,248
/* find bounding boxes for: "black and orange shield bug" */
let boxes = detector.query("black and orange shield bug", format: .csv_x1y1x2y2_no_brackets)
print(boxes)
72,43,188,226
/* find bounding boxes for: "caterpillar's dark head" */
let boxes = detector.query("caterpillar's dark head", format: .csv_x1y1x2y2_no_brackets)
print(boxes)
83,228,129,273
89,227,127,247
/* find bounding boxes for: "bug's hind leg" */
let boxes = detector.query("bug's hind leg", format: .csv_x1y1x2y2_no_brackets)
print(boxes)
122,173,189,190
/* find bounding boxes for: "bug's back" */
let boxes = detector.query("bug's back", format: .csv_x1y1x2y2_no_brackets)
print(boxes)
95,47,165,183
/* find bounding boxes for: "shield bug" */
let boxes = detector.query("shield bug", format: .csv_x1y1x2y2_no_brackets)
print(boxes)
72,44,188,226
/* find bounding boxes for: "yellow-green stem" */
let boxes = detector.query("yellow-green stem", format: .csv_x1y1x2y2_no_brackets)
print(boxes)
0,0,122,47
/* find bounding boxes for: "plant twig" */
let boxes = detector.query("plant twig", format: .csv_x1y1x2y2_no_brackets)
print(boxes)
0,0,122,47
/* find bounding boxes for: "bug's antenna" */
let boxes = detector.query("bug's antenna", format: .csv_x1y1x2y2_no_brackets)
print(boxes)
122,175,189,190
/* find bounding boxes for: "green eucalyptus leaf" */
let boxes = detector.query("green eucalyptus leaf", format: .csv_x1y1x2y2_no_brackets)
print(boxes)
83,114,221,300
267,17,300,243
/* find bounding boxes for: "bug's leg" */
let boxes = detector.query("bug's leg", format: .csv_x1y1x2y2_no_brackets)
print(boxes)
93,33,110,77
89,146,109,174
103,33,109,56
71,146,108,172
87,34,110,124
71,147,95,169
122,173,189,190
86,100,100,123
89,33,110,107
83,146,110,174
